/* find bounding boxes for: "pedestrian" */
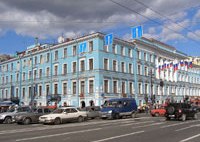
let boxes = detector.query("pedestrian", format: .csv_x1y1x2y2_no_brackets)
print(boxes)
145,104,149,114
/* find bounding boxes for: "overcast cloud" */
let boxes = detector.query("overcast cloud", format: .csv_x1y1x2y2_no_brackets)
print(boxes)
0,0,199,41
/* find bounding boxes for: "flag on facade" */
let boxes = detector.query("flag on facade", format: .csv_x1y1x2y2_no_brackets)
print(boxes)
180,60,184,67
189,61,192,68
170,62,173,67
173,64,178,72
158,65,161,72
185,61,188,68
167,63,170,69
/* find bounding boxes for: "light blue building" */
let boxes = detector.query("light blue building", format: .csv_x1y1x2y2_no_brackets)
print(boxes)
0,32,200,107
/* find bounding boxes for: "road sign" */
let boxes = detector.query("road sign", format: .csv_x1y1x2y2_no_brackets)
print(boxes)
79,42,87,53
104,33,113,45
131,25,143,39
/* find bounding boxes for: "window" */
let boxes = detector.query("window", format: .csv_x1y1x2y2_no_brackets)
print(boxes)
11,63,13,70
122,82,125,94
129,82,133,94
104,58,109,70
72,82,76,94
63,64,67,75
2,76,4,84
137,51,141,59
10,75,13,83
64,48,67,58
46,53,50,62
113,60,117,71
22,72,25,81
39,86,42,96
128,49,132,57
35,56,37,65
138,83,142,94
39,69,42,79
129,63,132,74
54,84,58,95
80,60,85,71
40,55,43,64
89,80,94,93
63,83,67,95
72,62,76,73
145,84,148,94
46,85,49,96
121,62,125,73
80,81,85,94
73,45,77,56
34,70,37,80
23,60,26,67
89,59,93,70
55,50,58,60
28,71,32,80
89,41,93,51
144,53,147,61
121,46,125,56
22,88,25,98
54,65,58,76
6,64,8,71
113,81,117,93
104,45,108,52
16,88,18,98
104,80,109,93
144,66,148,76
16,73,19,82
150,54,153,62
46,67,50,76
138,65,141,75
6,76,8,83
112,44,116,54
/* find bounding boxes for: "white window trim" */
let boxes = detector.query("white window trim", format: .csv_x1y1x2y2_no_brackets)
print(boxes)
71,61,77,73
113,80,118,93
63,48,67,58
112,60,118,71
121,61,126,73
103,79,110,93
53,82,58,94
38,84,43,96
53,64,59,75
103,58,109,70
88,57,94,70
88,79,94,94
62,81,68,95
62,63,67,75
79,58,86,71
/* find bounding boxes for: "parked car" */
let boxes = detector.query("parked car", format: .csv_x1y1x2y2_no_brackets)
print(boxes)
0,106,31,124
100,98,137,119
78,106,100,119
165,103,198,121
39,107,87,125
150,105,166,117
15,107,53,125
0,101,16,113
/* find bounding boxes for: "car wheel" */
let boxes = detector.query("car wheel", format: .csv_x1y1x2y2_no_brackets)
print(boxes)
131,112,137,118
181,114,186,121
78,116,84,122
155,113,159,117
167,106,175,115
115,113,120,119
4,117,12,124
193,113,198,120
23,118,31,125
54,118,61,125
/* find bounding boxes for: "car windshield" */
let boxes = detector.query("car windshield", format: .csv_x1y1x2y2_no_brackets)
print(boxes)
103,101,120,107
7,108,16,112
52,108,64,114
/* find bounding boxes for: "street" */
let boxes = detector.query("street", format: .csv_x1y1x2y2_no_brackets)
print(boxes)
0,113,200,142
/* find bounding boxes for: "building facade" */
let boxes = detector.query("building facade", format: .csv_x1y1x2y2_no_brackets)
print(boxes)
0,32,200,107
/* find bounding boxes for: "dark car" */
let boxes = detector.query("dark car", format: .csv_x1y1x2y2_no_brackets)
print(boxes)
15,107,53,125
165,103,198,121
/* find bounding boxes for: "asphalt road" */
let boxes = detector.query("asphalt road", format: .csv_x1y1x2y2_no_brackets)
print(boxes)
0,113,200,142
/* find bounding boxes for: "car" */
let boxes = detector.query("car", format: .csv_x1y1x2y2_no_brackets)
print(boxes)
15,107,53,125
39,107,87,125
0,106,31,124
165,103,198,121
78,106,100,119
150,105,166,117
100,98,137,119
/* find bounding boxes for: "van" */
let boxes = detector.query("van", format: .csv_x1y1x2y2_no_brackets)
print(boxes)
100,98,137,119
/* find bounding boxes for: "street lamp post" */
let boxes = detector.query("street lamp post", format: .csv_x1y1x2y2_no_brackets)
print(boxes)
149,69,155,104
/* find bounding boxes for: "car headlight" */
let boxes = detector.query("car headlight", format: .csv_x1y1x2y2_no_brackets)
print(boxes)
108,110,112,113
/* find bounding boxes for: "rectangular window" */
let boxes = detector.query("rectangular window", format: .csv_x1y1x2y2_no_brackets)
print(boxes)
46,85,49,96
113,60,117,71
46,67,50,76
11,63,13,70
72,62,76,73
40,55,43,64
104,58,109,70
89,80,94,93
34,70,37,80
104,80,109,93
39,86,42,96
10,75,13,83
28,87,31,98
54,65,58,76
138,65,141,75
145,84,148,94
72,82,76,94
23,60,26,67
46,53,50,62
128,49,132,57
144,53,147,61
129,63,132,74
129,82,133,94
144,67,148,76
55,50,58,60
22,88,25,98
73,46,77,56
63,64,67,75
22,72,25,81
121,62,125,73
35,56,37,65
16,88,18,98
89,41,93,52
39,69,42,79
138,83,141,94
80,60,85,71
122,82,125,94
137,51,141,59
64,48,67,58
89,59,93,70
112,44,116,54
80,81,85,94
104,45,108,52
54,84,58,95
63,83,67,95
113,81,117,94
2,76,4,84
16,73,19,82
28,71,32,80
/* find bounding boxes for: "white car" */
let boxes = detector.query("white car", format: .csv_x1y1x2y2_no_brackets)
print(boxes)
39,107,87,125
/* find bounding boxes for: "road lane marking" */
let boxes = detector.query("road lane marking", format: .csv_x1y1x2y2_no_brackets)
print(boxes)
161,120,200,128
15,128,102,142
132,122,165,129
120,120,154,127
91,131,144,142
180,133,200,142
175,124,200,132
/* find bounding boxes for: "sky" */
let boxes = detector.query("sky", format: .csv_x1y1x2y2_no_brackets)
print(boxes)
0,0,200,56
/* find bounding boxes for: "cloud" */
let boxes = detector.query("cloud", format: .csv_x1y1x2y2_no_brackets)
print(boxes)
0,0,199,39
187,30,200,41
